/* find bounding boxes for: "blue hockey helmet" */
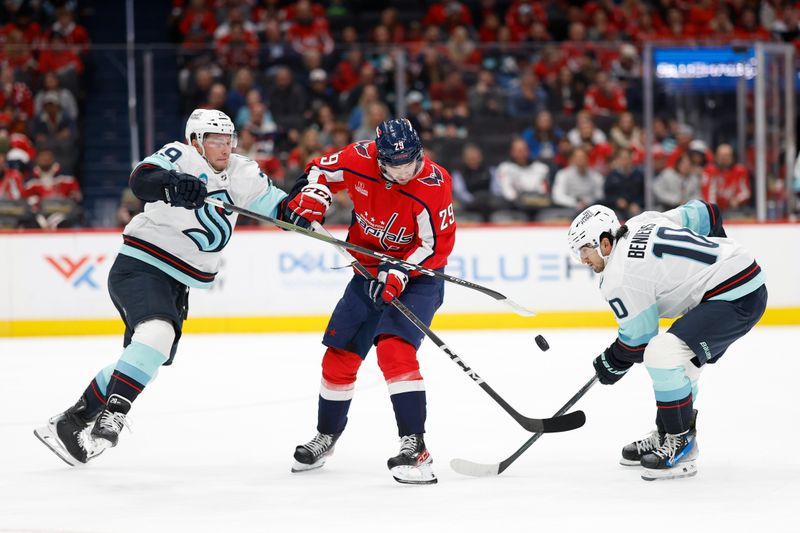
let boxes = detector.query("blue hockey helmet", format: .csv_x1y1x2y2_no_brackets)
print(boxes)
375,118,424,184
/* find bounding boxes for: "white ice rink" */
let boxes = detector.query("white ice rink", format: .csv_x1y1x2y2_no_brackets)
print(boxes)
1,327,798,532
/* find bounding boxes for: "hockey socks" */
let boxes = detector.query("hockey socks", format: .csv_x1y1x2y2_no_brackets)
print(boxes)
656,394,694,435
378,336,427,436
317,347,362,434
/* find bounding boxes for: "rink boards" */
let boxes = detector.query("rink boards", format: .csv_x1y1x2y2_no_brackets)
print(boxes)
1,223,798,336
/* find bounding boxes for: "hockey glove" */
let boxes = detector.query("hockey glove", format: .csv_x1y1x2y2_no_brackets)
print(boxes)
283,183,332,229
164,171,207,209
367,262,409,309
593,345,634,385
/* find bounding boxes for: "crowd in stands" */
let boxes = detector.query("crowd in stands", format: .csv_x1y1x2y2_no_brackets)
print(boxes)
0,2,87,229
2,0,798,228
170,0,797,226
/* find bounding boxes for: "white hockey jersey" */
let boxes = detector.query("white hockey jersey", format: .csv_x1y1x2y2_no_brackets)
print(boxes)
119,141,286,288
600,200,765,348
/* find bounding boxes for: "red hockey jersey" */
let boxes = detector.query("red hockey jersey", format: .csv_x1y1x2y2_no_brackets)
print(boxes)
305,140,456,275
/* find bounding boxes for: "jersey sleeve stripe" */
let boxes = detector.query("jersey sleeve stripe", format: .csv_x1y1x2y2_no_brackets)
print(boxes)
140,153,176,172
677,200,711,236
404,209,436,265
308,166,344,184
247,185,288,219
617,303,660,347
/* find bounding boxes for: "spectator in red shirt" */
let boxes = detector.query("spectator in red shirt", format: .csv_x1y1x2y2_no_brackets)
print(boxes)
0,151,27,201
38,31,84,77
25,148,82,206
215,22,259,70
178,0,217,40
331,47,366,95
0,28,36,74
1,6,42,45
657,7,696,40
430,69,469,110
0,64,33,124
285,0,334,57
702,144,751,211
534,46,566,87
214,6,257,40
50,8,90,53
445,26,481,67
379,7,405,43
734,8,773,40
424,1,474,32
477,12,501,43
583,71,628,116
280,0,326,22
506,1,547,40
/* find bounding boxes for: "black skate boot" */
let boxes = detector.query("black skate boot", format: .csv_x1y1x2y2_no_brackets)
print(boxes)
640,429,699,481
90,394,132,450
387,434,437,485
34,396,104,466
621,410,697,466
620,430,663,466
292,432,340,472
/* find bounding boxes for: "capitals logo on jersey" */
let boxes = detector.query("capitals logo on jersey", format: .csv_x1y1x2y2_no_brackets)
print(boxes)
418,166,444,187
354,211,414,250
354,141,372,159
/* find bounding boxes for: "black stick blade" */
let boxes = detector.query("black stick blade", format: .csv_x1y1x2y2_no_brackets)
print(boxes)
521,410,585,433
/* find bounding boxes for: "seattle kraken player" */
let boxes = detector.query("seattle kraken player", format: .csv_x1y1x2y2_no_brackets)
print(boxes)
568,201,767,480
284,119,456,484
34,109,287,466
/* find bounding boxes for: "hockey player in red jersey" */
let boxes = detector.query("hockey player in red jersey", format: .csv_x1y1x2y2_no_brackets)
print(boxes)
283,118,456,484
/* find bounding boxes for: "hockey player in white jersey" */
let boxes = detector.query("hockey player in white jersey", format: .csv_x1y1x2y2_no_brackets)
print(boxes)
35,109,287,466
568,200,767,481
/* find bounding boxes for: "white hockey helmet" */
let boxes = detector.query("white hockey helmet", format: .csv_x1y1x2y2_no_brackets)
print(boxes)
567,205,621,263
185,108,238,148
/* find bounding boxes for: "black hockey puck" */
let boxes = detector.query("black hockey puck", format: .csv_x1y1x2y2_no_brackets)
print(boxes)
535,335,550,352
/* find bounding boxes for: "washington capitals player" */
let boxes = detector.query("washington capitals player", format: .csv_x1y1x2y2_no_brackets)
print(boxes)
568,201,767,480
283,119,456,484
34,109,287,465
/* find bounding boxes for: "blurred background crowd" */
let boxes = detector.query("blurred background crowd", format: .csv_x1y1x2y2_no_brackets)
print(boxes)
1,0,799,229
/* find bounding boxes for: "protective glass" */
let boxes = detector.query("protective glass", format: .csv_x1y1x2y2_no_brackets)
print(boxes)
380,159,421,184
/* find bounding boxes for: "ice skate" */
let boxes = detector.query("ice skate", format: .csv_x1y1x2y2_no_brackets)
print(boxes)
622,410,697,466
620,430,663,466
387,434,437,485
292,432,340,472
640,430,698,481
90,394,132,451
34,396,104,466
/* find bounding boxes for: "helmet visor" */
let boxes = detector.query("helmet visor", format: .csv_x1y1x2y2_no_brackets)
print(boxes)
202,132,238,149
578,243,600,262
380,159,421,184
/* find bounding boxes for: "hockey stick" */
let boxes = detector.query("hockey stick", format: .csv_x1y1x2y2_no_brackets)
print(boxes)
310,221,585,435
450,374,599,477
204,196,534,317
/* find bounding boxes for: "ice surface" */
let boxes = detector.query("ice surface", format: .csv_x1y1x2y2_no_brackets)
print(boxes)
1,327,798,532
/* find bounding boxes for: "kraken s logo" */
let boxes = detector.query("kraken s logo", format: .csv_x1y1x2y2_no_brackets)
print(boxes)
183,190,233,252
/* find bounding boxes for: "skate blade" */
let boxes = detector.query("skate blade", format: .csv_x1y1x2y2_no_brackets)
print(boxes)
390,464,438,485
619,458,642,467
33,425,82,467
641,461,698,481
291,458,327,473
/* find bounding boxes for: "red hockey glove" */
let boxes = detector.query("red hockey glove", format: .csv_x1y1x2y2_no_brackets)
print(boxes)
367,262,409,309
284,183,332,229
